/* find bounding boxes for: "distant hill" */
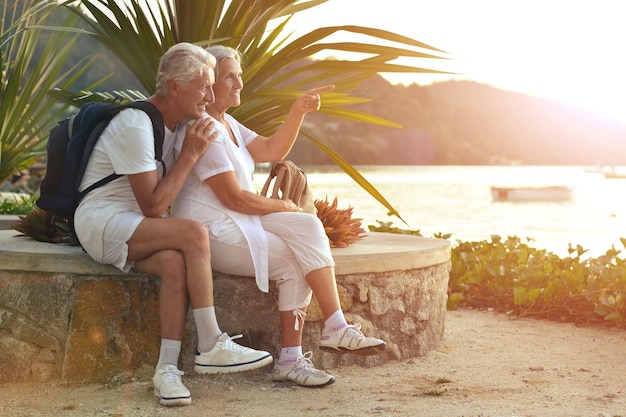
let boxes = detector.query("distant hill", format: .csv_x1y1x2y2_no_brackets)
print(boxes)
288,77,626,166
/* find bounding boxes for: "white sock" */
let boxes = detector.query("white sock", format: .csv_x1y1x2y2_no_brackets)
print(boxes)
156,339,181,370
193,306,223,352
278,346,303,365
323,309,348,333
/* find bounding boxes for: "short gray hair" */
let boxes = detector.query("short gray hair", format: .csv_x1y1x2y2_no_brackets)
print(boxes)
156,42,216,96
204,45,242,77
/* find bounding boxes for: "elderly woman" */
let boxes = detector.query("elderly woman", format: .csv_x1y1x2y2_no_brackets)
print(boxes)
171,45,386,387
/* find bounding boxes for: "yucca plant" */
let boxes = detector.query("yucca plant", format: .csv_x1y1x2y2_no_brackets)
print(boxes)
0,0,104,185
315,197,365,248
47,0,451,224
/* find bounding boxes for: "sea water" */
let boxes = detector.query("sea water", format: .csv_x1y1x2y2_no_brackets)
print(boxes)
257,165,626,258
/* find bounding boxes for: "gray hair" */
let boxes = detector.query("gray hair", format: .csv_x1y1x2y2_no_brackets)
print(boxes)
155,42,216,96
204,45,242,77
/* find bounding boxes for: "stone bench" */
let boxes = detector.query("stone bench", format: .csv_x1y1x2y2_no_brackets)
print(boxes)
0,228,450,384
0,215,18,231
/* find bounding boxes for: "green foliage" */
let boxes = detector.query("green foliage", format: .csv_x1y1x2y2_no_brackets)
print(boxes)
0,193,37,214
0,0,105,184
369,220,457,240
368,220,423,236
449,235,626,328
376,222,626,329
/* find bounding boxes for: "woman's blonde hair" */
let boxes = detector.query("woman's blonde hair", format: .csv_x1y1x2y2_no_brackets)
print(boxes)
155,42,216,96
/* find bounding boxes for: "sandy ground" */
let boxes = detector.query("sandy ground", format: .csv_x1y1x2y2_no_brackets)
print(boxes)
2,309,625,417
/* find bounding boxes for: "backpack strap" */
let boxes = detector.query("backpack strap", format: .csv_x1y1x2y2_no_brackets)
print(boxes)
79,173,122,199
77,101,166,199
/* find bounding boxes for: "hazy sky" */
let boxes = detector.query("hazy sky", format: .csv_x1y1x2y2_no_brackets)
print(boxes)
284,0,626,123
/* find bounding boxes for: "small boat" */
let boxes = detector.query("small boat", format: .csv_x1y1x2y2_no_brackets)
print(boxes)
603,172,626,179
603,171,626,179
601,166,626,179
490,186,572,202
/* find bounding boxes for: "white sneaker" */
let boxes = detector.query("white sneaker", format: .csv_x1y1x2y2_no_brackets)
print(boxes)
319,324,386,355
153,364,191,406
194,333,273,374
272,351,335,387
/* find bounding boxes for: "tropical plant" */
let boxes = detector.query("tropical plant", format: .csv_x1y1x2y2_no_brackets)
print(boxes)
448,235,626,328
50,0,452,224
315,197,365,248
371,221,626,329
12,206,77,244
0,0,104,185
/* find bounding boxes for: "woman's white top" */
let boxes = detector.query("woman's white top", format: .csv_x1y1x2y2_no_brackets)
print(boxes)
172,113,270,292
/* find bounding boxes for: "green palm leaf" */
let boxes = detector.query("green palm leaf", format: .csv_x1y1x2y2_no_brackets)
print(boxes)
61,0,453,222
0,0,105,184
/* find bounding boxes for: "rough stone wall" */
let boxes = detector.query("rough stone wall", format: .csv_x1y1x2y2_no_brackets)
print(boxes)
0,270,160,383
181,261,451,372
62,277,161,383
0,272,72,382
1,260,450,383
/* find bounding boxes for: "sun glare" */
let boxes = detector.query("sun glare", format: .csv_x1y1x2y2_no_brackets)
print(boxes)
284,0,626,123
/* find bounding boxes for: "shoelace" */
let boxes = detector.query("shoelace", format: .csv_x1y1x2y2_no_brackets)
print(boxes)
219,334,253,353
294,352,317,374
336,323,364,341
160,367,185,387
293,308,307,331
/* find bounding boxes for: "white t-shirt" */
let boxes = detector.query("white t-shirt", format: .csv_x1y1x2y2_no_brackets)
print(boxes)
74,108,177,263
172,113,258,217
171,113,272,291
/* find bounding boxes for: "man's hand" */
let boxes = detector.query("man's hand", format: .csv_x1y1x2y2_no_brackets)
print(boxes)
180,117,217,160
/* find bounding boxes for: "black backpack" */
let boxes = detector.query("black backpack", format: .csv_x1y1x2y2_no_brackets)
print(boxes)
36,100,166,228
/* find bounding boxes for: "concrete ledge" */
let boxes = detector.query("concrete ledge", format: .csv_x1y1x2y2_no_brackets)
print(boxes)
0,229,450,275
0,229,451,383
0,215,19,231
0,192,26,231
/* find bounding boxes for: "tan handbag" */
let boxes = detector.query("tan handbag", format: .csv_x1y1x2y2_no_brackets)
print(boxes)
260,160,316,215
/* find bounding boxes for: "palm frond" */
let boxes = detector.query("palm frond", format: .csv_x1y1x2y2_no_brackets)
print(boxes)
302,132,408,226
59,0,453,222
48,88,148,106
0,0,105,183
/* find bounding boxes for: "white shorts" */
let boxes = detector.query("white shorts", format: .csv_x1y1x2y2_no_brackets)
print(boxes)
208,212,334,311
77,210,144,273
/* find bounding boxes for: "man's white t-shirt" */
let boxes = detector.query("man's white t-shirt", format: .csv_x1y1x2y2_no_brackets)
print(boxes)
74,108,177,269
